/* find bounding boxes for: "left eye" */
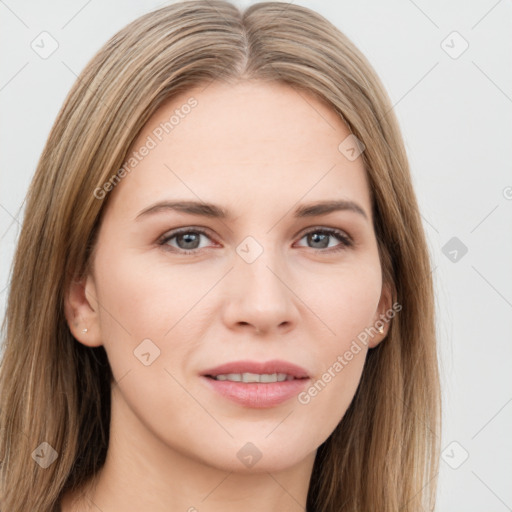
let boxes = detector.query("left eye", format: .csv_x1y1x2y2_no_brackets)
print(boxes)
295,228,352,251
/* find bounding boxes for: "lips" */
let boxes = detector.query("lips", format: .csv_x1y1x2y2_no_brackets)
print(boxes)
200,360,310,408
201,359,310,380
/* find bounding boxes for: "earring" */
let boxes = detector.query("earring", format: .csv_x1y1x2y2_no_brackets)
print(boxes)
82,328,88,333
377,325,384,334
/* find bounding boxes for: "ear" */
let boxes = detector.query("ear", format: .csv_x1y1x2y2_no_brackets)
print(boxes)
64,273,103,347
368,281,393,349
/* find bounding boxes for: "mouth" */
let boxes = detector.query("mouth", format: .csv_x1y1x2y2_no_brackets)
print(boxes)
206,372,304,383
201,359,310,381
200,360,310,408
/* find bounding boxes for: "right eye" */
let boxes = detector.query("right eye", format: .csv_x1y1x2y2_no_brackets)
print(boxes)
158,227,218,255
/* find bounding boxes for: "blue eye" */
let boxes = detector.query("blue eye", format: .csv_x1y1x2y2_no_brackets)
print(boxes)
158,226,352,255
296,228,352,252
159,228,213,254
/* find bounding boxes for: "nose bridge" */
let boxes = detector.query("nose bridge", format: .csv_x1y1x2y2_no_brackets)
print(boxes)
223,238,298,333
237,240,287,303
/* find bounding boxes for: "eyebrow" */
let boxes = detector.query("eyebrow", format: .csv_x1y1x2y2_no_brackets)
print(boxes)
135,199,368,221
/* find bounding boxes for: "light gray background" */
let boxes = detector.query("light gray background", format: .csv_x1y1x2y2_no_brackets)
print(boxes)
1,1,511,510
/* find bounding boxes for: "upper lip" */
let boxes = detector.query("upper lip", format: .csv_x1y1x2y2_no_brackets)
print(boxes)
201,359,310,379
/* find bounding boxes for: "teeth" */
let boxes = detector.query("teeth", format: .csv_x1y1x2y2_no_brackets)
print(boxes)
212,372,294,383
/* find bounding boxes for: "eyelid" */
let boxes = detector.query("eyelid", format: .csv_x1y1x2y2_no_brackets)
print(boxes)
295,225,352,243
293,226,353,252
157,226,217,249
158,225,212,241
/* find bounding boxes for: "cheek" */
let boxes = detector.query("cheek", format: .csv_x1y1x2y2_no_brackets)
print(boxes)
92,249,224,381
94,249,211,336
295,348,366,446
299,256,382,342
293,260,381,435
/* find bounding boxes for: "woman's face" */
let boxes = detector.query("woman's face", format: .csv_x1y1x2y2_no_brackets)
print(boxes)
71,79,390,473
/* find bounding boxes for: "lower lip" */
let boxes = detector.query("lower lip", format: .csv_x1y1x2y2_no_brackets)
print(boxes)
201,376,310,408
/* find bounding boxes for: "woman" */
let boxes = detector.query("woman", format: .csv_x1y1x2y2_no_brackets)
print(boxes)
0,1,441,510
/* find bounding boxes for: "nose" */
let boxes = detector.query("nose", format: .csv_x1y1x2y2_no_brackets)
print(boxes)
221,248,300,336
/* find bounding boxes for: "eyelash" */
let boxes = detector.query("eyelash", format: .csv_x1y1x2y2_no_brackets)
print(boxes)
157,226,353,256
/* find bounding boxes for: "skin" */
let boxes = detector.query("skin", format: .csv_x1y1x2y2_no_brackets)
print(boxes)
62,79,391,512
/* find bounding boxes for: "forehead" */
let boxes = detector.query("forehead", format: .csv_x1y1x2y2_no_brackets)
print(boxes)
105,79,372,222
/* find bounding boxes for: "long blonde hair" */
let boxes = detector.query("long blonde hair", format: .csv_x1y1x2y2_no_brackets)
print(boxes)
0,1,441,510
